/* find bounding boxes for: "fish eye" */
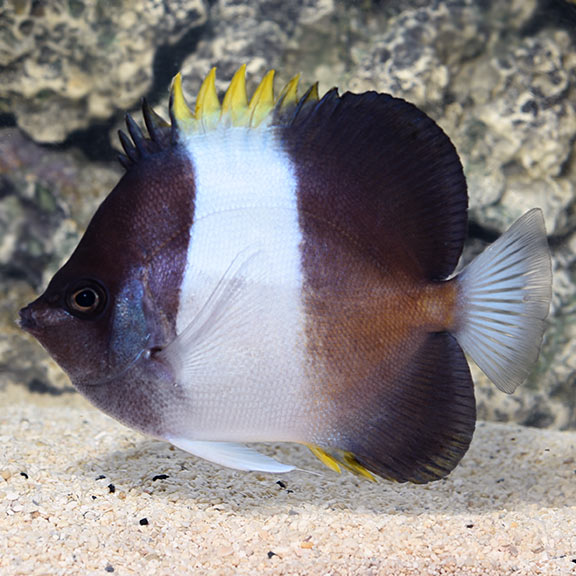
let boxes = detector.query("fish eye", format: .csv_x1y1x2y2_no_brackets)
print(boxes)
66,281,107,318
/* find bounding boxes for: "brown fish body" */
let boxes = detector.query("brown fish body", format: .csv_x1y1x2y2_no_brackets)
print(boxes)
19,67,552,482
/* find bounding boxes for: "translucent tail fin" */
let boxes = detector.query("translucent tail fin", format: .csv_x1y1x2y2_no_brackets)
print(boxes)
454,209,552,393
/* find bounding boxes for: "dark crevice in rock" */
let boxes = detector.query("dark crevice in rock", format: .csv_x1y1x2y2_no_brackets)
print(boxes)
522,407,555,429
549,231,576,250
522,0,576,38
548,198,576,249
27,377,76,396
54,118,120,163
0,174,17,200
0,114,16,129
0,262,44,287
467,219,501,243
149,19,209,105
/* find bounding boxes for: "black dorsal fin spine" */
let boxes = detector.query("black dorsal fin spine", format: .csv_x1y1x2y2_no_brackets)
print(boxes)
118,129,138,164
142,98,170,144
125,114,148,158
116,103,174,170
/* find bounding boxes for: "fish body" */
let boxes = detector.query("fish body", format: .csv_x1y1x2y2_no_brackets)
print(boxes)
19,66,552,483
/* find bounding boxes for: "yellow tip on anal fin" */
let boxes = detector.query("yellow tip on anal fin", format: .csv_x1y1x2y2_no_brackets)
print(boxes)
195,67,221,126
307,445,342,474
170,73,194,124
342,453,377,482
248,69,275,127
277,74,300,109
221,64,248,125
307,445,377,481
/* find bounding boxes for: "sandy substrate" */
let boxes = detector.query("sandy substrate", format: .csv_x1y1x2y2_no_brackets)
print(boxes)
1,395,575,576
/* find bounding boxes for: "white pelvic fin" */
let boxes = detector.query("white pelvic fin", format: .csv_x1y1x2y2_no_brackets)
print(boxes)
455,208,552,393
168,437,295,473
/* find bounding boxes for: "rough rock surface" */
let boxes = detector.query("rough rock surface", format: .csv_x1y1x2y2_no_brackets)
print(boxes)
1,0,575,430
170,0,338,118
0,0,207,142
0,129,121,395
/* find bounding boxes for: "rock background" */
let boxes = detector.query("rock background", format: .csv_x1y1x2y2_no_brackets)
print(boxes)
0,0,208,142
1,0,575,428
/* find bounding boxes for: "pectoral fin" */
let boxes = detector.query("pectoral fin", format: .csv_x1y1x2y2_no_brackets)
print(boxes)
159,248,266,386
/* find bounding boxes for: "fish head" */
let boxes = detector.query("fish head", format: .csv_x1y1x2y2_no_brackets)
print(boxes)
19,144,195,435
19,259,151,388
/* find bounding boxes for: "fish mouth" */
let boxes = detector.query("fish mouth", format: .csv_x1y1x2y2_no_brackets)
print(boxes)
19,303,41,335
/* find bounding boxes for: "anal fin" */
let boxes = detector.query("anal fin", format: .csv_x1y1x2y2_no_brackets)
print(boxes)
306,444,377,481
320,332,476,484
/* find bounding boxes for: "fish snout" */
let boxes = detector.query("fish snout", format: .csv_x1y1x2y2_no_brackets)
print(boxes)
19,302,40,334
19,298,62,335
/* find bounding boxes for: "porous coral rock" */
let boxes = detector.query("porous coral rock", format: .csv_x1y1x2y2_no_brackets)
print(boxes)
176,0,336,106
0,128,120,394
0,0,207,142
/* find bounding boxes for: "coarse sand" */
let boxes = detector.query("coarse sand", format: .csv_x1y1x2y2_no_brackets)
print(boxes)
1,393,575,576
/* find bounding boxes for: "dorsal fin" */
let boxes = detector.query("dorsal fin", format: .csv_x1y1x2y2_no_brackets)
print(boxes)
117,99,172,169
168,66,311,133
281,90,468,280
117,66,312,170
117,66,468,282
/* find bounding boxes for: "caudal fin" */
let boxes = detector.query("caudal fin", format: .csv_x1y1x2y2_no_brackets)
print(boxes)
454,209,552,393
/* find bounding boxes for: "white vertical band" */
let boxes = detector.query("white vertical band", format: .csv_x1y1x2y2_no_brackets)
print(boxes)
172,126,309,442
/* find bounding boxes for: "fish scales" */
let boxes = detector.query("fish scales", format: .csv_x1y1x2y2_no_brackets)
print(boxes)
177,126,309,442
19,65,552,483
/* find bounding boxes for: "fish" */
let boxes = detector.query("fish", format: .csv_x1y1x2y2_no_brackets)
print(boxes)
19,65,552,483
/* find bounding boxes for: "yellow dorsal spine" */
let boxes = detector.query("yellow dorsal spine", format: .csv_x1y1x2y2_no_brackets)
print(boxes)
168,65,318,135
221,64,248,126
248,69,275,127
276,74,300,109
170,73,194,125
195,67,221,129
